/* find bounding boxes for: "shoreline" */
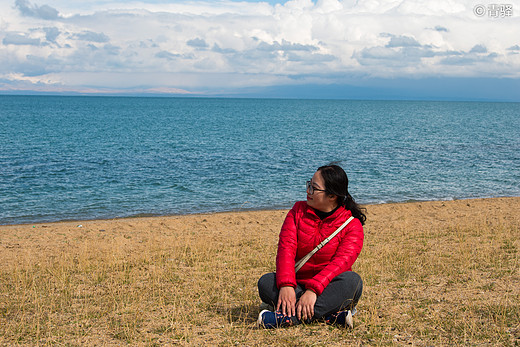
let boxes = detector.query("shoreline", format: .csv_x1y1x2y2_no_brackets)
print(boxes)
1,195,518,227
0,196,520,231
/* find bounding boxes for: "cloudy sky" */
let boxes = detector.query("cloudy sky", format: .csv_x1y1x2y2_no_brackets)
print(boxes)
1,0,519,100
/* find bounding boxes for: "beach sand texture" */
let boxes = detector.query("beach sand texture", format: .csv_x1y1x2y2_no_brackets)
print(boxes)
1,197,519,345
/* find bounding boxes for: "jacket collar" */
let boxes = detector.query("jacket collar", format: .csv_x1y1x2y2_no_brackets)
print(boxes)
304,202,349,221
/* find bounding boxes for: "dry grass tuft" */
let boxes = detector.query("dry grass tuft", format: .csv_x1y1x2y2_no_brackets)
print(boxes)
1,198,519,345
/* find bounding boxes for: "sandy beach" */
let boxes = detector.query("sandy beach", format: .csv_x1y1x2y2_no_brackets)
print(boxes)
1,197,519,345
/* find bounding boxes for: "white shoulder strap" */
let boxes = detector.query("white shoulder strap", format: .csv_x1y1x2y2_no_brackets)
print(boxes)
294,216,355,273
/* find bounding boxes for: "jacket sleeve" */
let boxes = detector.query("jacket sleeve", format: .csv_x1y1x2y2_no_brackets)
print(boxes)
304,219,364,295
275,204,299,289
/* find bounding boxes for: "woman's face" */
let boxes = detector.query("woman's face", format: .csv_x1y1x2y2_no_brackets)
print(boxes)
306,170,337,212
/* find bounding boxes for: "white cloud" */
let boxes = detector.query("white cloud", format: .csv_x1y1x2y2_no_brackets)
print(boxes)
72,31,110,43
187,38,209,49
386,35,421,48
43,26,60,42
3,32,41,46
469,44,487,54
14,0,60,20
0,0,519,94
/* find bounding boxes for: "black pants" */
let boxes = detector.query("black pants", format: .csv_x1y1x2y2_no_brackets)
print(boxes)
257,271,363,319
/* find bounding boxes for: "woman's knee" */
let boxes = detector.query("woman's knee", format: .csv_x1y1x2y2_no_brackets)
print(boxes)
258,272,277,296
334,271,363,296
335,270,362,282
349,271,363,289
346,271,363,302
258,272,277,304
258,272,275,289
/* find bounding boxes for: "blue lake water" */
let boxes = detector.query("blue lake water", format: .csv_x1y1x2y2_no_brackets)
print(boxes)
1,95,519,225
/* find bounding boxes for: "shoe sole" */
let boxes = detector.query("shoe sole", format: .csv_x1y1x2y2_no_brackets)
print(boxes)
346,310,353,329
257,309,270,328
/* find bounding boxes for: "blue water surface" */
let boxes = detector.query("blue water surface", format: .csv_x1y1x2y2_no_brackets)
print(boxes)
1,96,519,225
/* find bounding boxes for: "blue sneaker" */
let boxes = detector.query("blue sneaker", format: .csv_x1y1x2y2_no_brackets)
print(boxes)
325,307,356,328
257,310,296,328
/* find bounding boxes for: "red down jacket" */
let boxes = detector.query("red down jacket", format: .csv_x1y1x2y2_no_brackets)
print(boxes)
276,201,364,296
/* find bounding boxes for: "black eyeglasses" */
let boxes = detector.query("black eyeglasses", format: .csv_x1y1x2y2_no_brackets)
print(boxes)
306,180,326,195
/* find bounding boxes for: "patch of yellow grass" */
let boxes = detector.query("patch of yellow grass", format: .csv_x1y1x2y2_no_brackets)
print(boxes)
0,198,519,345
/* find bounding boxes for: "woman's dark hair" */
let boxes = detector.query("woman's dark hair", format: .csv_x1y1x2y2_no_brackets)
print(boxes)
317,164,366,225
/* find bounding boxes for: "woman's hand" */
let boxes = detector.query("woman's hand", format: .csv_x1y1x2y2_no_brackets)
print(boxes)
296,289,317,321
277,286,296,317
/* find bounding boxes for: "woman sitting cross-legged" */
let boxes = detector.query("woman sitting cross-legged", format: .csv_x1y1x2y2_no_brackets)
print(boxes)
257,164,365,329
